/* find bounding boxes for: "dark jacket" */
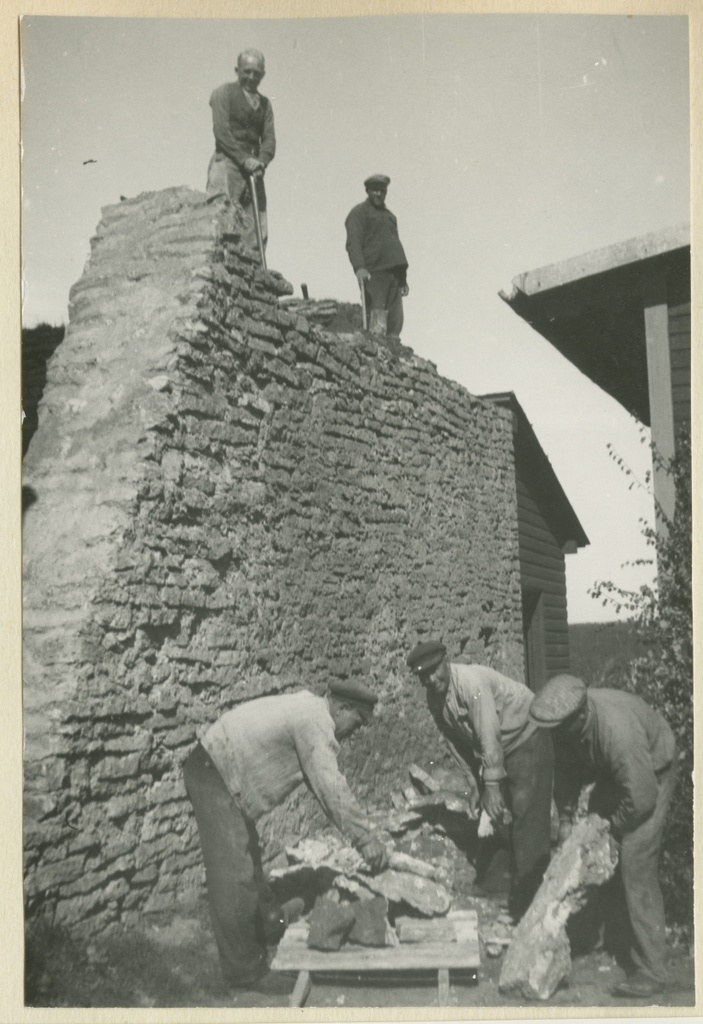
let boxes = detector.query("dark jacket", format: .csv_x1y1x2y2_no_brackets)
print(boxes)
209,82,276,170
345,200,408,277
555,688,676,836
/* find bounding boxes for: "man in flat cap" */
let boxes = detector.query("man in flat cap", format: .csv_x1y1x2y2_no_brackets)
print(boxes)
407,641,553,920
183,680,388,996
345,175,409,338
530,675,677,999
207,49,276,252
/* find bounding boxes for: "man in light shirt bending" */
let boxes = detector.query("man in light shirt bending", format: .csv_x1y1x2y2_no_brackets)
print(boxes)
183,680,388,996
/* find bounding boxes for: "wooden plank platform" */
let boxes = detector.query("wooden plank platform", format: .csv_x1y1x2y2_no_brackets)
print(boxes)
271,908,479,1005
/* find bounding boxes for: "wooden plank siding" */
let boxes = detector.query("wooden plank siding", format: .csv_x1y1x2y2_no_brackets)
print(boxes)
668,300,691,440
516,473,570,688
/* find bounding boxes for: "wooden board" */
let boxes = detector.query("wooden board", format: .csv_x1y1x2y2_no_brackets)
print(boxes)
271,909,480,972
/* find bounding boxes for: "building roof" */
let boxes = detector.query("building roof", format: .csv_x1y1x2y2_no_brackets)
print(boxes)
499,225,691,426
482,391,589,551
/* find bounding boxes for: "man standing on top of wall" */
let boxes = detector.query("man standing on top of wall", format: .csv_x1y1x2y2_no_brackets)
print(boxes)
406,641,553,921
345,174,409,338
183,681,389,997
206,49,275,252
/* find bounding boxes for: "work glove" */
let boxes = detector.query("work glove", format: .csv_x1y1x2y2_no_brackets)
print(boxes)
356,268,371,283
244,157,264,176
481,782,508,824
557,817,573,846
358,835,389,873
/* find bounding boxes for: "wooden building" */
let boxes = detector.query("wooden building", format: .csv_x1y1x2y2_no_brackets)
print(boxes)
484,392,589,691
499,224,691,526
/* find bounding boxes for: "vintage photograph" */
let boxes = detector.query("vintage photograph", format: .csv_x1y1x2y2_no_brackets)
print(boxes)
20,10,693,1012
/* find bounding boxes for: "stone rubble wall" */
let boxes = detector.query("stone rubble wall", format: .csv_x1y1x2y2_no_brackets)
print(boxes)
23,186,524,935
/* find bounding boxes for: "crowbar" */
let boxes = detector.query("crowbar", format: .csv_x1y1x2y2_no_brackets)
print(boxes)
248,172,267,270
359,275,368,330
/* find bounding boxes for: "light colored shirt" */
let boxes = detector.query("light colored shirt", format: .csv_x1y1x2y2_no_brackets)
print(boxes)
432,664,538,784
202,690,373,844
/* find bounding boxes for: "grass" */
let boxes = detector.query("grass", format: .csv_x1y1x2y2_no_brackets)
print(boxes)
25,902,228,1008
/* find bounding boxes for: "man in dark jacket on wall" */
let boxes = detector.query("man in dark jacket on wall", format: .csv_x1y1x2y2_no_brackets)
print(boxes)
407,641,553,920
345,175,409,338
206,49,275,251
530,674,677,999
183,681,388,996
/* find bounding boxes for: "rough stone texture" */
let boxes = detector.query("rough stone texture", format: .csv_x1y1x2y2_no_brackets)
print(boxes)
23,186,524,934
274,835,451,917
498,815,617,1000
307,895,355,951
347,896,390,947
360,867,452,917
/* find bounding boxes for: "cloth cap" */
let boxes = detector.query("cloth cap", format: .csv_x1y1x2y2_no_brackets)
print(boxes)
529,674,587,727
364,174,390,189
328,679,378,709
406,641,447,676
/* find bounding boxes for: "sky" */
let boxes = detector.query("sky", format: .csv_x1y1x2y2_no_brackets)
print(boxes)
19,13,691,623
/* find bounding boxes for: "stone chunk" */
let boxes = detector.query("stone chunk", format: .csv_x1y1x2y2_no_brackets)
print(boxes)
499,814,617,1001
361,868,452,917
347,896,390,947
307,895,355,951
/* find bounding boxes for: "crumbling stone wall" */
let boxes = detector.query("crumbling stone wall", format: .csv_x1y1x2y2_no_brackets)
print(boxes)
23,186,524,934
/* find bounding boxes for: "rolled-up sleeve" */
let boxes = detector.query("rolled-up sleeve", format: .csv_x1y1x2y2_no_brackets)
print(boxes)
293,717,373,845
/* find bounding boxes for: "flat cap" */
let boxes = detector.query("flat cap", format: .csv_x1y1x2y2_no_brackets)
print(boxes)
406,641,447,676
529,674,587,727
328,679,378,707
364,174,390,188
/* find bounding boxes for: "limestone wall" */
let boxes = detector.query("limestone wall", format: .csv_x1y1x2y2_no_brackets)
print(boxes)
23,186,524,933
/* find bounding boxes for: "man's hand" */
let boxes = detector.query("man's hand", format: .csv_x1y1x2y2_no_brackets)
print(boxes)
481,782,507,824
244,157,264,176
608,832,621,863
358,836,389,873
401,285,409,297
356,268,371,283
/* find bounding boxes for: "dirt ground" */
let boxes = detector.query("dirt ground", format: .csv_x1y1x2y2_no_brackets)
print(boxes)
140,897,695,1007
26,829,695,1010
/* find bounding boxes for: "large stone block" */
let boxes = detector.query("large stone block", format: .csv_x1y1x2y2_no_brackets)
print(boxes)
499,815,617,1000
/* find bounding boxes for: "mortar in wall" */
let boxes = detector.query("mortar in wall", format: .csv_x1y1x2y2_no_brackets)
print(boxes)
23,186,524,933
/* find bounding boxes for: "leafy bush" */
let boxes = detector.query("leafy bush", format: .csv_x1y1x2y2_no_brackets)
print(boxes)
590,434,692,924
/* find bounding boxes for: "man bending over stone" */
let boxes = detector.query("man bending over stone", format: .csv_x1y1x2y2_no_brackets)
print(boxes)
530,674,677,999
206,49,275,252
183,681,388,996
406,641,553,920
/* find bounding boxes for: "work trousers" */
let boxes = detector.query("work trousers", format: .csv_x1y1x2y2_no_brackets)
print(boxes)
183,741,270,986
504,728,554,919
206,151,268,254
590,754,677,984
364,268,404,337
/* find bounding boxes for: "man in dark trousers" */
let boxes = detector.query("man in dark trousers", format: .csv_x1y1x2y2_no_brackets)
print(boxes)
206,49,275,251
183,681,388,996
406,641,553,920
345,174,409,338
530,674,677,999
